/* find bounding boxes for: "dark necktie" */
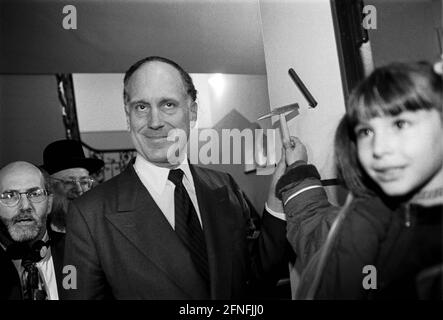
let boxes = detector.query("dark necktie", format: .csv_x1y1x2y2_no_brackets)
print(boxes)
21,259,47,300
168,169,209,286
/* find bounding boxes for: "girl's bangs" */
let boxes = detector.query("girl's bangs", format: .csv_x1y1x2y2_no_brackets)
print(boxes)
348,74,435,126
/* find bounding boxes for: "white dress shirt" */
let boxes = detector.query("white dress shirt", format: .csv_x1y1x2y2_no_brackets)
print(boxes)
133,154,285,224
134,154,203,229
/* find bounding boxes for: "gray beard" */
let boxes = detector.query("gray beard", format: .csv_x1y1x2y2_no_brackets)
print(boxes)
8,222,41,242
48,195,69,232
1,213,45,242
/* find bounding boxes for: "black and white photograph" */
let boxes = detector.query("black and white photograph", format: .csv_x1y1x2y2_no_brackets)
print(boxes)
0,0,442,310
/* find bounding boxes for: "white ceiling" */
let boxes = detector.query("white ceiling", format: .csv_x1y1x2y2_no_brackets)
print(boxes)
0,0,266,74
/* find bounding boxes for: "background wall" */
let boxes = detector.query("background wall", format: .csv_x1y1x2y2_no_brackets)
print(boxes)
260,0,347,186
0,75,65,166
259,0,348,296
74,73,271,132
368,0,442,67
0,0,266,75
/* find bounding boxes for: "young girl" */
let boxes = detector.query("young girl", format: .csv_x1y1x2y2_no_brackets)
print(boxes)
276,60,443,299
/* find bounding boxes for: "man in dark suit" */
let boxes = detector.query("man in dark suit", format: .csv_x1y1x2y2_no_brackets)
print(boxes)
0,161,64,300
62,56,288,299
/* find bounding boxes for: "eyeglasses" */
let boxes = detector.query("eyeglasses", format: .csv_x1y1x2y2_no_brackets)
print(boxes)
51,177,94,189
0,188,48,207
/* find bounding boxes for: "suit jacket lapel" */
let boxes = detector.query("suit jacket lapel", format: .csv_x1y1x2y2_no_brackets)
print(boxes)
190,165,235,299
105,166,208,299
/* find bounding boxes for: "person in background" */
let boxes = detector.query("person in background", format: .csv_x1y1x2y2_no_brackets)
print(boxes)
0,161,64,300
42,139,104,234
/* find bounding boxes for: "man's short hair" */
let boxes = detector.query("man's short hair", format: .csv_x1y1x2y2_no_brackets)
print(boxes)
123,56,197,103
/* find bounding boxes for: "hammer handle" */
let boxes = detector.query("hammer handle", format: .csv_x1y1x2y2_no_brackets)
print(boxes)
288,68,318,108
279,113,290,145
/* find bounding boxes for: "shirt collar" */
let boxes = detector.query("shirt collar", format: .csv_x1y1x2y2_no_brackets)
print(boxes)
41,231,49,242
134,153,193,194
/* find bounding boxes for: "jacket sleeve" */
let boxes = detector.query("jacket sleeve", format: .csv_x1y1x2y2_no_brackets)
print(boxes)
276,162,340,273
276,163,393,299
228,174,290,297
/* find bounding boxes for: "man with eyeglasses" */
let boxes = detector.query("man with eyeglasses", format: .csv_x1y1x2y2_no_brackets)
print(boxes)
0,161,64,300
41,140,104,234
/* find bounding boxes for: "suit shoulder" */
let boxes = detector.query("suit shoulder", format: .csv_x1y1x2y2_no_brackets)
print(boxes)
191,165,233,185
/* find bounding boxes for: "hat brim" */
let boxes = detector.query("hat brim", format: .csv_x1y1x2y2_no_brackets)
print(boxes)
41,158,105,175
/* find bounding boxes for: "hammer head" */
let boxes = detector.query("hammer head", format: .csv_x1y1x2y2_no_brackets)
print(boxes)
257,103,299,121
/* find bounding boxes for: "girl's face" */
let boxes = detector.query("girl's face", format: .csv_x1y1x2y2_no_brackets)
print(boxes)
355,109,443,197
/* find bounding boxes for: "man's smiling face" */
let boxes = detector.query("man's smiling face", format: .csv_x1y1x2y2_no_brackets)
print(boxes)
124,61,197,167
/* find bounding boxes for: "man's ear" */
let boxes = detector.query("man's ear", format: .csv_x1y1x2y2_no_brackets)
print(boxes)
190,101,198,123
124,105,131,131
124,104,130,116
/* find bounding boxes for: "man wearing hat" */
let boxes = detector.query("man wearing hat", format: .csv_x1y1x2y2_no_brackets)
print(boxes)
42,140,104,234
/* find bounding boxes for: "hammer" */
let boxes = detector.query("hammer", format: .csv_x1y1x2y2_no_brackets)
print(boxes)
257,103,299,145
258,68,317,146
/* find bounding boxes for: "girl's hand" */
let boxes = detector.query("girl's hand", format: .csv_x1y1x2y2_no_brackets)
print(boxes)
284,136,308,166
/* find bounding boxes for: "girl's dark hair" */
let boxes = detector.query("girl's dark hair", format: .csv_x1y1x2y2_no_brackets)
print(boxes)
335,61,443,197
123,56,197,104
